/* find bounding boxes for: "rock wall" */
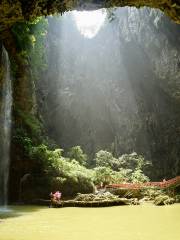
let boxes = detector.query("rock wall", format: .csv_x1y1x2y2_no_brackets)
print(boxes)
39,8,180,180
109,7,180,178
0,0,179,33
0,30,39,202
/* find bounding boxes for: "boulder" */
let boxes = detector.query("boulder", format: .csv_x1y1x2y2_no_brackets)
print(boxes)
154,195,175,206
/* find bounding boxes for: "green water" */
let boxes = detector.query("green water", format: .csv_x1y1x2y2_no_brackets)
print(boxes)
0,204,180,240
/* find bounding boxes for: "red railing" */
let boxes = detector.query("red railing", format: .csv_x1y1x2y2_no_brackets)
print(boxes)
106,176,180,190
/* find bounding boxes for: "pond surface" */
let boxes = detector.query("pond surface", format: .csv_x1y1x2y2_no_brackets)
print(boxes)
0,204,180,240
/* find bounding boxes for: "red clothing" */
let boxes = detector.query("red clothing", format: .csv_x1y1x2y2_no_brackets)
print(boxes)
54,191,61,201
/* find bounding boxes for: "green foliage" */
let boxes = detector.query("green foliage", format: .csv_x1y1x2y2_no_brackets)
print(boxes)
67,146,88,166
75,192,119,201
12,108,43,154
14,134,33,154
130,169,150,183
28,18,48,77
113,168,133,183
175,195,180,203
93,150,150,184
12,22,36,51
95,151,151,171
30,144,94,196
18,110,42,137
17,133,150,198
154,194,175,205
95,150,117,169
12,17,48,79
93,167,114,185
118,152,151,171
142,188,164,200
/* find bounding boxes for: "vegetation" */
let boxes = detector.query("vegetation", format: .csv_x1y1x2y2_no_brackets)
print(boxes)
12,17,48,79
67,146,88,166
154,195,175,205
17,137,152,201
20,142,179,206
94,151,150,185
74,192,119,201
29,144,94,197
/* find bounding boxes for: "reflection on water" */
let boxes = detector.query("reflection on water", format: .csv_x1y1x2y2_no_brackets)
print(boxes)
0,207,15,219
0,204,180,240
0,206,42,219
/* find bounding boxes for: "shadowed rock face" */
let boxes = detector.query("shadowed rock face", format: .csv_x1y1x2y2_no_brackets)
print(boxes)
37,8,180,180
0,0,180,32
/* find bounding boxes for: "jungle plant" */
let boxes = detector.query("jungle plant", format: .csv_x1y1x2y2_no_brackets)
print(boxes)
30,144,94,196
67,146,88,166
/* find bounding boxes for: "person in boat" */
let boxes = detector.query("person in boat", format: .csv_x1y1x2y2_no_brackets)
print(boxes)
49,191,62,207
54,191,62,201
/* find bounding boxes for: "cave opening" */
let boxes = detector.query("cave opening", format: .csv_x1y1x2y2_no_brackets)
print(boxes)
73,9,107,38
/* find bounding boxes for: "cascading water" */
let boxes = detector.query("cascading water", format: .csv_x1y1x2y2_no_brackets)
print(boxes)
0,46,12,206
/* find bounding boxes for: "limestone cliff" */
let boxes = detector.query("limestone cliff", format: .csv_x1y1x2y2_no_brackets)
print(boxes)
39,8,180,180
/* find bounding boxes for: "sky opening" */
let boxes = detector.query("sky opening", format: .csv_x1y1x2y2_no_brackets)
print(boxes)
73,10,107,39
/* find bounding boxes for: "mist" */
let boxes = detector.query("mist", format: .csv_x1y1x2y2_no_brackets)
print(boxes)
37,7,180,179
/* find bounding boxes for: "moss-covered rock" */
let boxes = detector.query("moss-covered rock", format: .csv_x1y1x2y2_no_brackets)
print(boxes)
74,192,119,201
108,188,143,199
175,195,180,203
33,193,137,207
154,194,175,205
142,188,165,200
73,192,139,205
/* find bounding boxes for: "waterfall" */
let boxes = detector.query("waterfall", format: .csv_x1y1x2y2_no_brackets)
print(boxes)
0,46,12,206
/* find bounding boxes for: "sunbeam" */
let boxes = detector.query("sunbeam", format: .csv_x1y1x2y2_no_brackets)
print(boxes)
73,10,107,38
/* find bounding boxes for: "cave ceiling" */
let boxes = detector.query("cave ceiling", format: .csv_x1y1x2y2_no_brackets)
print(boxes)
0,0,180,33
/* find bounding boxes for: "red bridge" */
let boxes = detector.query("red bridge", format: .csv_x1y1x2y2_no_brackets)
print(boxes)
106,176,180,190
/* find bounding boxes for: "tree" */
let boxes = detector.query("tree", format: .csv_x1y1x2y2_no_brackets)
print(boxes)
93,167,114,186
95,150,117,169
67,146,88,166
29,144,94,197
117,152,151,171
131,169,150,183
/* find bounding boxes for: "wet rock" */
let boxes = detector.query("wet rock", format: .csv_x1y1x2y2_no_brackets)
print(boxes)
154,195,175,205
175,195,180,203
